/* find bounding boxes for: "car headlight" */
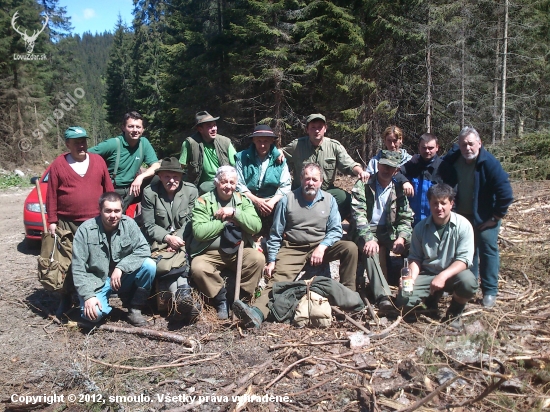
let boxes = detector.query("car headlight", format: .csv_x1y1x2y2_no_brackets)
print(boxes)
26,203,46,213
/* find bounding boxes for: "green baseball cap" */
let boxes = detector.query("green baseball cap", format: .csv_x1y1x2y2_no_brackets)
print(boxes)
378,150,401,168
306,113,326,124
64,126,89,139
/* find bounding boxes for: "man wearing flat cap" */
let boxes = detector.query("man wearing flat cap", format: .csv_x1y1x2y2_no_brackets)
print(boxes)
235,125,291,231
141,157,200,321
189,166,264,320
351,150,413,311
282,113,370,219
46,126,114,318
179,111,237,194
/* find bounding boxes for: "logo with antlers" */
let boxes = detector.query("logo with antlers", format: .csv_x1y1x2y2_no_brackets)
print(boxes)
11,11,49,54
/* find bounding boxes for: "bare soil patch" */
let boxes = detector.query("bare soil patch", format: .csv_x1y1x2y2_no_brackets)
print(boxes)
0,181,548,411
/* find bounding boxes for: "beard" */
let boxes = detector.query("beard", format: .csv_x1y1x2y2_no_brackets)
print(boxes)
302,186,318,197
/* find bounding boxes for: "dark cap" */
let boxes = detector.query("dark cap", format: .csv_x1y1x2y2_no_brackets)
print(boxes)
64,126,89,139
306,113,326,125
249,125,277,139
378,150,401,168
195,111,220,126
220,223,243,254
155,157,184,174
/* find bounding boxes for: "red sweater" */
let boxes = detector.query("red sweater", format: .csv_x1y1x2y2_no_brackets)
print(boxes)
46,153,114,223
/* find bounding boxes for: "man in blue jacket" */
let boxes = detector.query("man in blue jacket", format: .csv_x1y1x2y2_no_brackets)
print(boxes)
443,127,513,308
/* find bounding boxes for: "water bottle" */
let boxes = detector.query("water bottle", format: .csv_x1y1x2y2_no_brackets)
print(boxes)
401,258,413,296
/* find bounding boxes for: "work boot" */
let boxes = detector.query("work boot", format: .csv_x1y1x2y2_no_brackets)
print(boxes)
127,287,150,327
423,291,443,318
174,279,201,322
377,296,393,313
232,300,264,329
212,287,229,320
441,299,466,331
55,293,73,319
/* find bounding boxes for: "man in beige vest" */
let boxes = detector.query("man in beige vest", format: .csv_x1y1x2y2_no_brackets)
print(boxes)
232,163,358,328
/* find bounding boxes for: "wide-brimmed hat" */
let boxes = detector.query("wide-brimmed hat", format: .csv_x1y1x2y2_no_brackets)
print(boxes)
249,125,277,140
378,150,401,168
64,126,89,139
156,157,184,174
306,113,326,125
195,111,220,126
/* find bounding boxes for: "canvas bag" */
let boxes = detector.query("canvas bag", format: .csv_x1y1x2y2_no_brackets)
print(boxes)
293,278,332,328
37,228,73,291
151,242,189,277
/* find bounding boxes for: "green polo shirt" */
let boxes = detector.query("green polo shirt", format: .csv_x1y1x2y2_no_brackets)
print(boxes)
179,139,236,184
89,135,158,188
282,136,359,190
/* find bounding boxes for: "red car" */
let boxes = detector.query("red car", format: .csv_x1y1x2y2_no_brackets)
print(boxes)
24,169,137,242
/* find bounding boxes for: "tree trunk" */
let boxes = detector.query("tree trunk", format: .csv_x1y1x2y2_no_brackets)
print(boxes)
426,22,432,133
492,10,502,145
500,0,509,141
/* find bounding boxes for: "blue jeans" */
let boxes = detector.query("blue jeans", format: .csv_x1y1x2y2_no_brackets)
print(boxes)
471,220,501,296
79,258,156,322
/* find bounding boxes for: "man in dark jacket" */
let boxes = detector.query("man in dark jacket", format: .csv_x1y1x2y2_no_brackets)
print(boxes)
443,127,513,308
401,133,455,226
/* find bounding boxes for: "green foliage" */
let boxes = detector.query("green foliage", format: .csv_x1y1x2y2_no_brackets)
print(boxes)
0,174,31,189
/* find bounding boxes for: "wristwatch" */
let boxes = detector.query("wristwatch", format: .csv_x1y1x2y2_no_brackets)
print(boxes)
490,216,498,222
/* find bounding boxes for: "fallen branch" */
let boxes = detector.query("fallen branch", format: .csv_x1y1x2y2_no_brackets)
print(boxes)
286,376,335,397
368,316,402,340
88,353,220,371
269,339,349,350
265,356,313,390
441,377,507,409
399,375,459,412
499,270,532,301
332,306,370,334
220,359,272,394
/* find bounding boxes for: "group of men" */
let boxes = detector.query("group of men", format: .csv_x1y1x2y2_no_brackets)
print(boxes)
46,109,513,331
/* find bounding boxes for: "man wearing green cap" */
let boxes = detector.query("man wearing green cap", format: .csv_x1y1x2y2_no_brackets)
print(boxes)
89,111,160,212
179,111,237,194
351,150,413,311
282,113,369,218
46,126,114,317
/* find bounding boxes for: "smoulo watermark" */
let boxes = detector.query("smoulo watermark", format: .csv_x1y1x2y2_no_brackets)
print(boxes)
12,10,48,60
18,88,86,153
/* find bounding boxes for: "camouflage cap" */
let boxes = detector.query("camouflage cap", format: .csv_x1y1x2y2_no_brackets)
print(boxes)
378,150,401,168
64,126,89,139
305,113,326,124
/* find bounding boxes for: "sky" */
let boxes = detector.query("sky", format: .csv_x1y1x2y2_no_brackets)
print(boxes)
58,0,134,36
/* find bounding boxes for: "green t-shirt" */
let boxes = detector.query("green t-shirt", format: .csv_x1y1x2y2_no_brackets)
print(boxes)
179,139,236,184
89,135,158,188
453,156,476,215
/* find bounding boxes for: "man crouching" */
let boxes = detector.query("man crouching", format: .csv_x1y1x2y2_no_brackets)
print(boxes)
72,192,156,326
396,183,478,330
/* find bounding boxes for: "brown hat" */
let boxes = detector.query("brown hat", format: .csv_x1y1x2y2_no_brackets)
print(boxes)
156,157,184,174
249,125,277,139
195,111,220,126
306,113,326,125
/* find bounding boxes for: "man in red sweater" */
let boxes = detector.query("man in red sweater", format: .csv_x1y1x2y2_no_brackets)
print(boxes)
46,126,114,318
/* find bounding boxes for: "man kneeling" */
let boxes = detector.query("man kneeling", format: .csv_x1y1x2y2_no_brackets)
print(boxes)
396,183,477,330
72,192,156,326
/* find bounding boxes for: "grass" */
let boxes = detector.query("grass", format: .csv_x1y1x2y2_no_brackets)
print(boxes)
0,174,32,189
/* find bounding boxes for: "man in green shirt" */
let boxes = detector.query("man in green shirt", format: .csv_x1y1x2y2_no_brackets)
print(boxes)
282,113,369,218
179,111,237,194
89,111,160,212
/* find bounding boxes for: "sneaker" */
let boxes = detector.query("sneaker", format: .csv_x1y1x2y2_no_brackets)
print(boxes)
232,300,263,328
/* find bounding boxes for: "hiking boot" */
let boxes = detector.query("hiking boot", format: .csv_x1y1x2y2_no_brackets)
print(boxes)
174,281,201,322
377,297,393,312
212,287,229,320
441,299,466,332
482,294,497,308
55,294,73,319
127,287,150,327
423,291,443,318
232,300,264,329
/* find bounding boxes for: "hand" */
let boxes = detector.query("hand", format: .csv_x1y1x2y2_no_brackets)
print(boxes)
110,267,123,291
430,273,446,295
310,245,327,266
357,170,370,183
264,262,275,278
214,207,235,221
403,182,414,197
130,175,144,196
165,234,185,250
48,223,57,236
84,297,102,321
362,240,379,257
391,237,406,255
478,218,498,231
276,152,285,165
254,199,273,216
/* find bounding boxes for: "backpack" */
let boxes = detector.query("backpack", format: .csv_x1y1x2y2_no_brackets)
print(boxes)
292,278,332,328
